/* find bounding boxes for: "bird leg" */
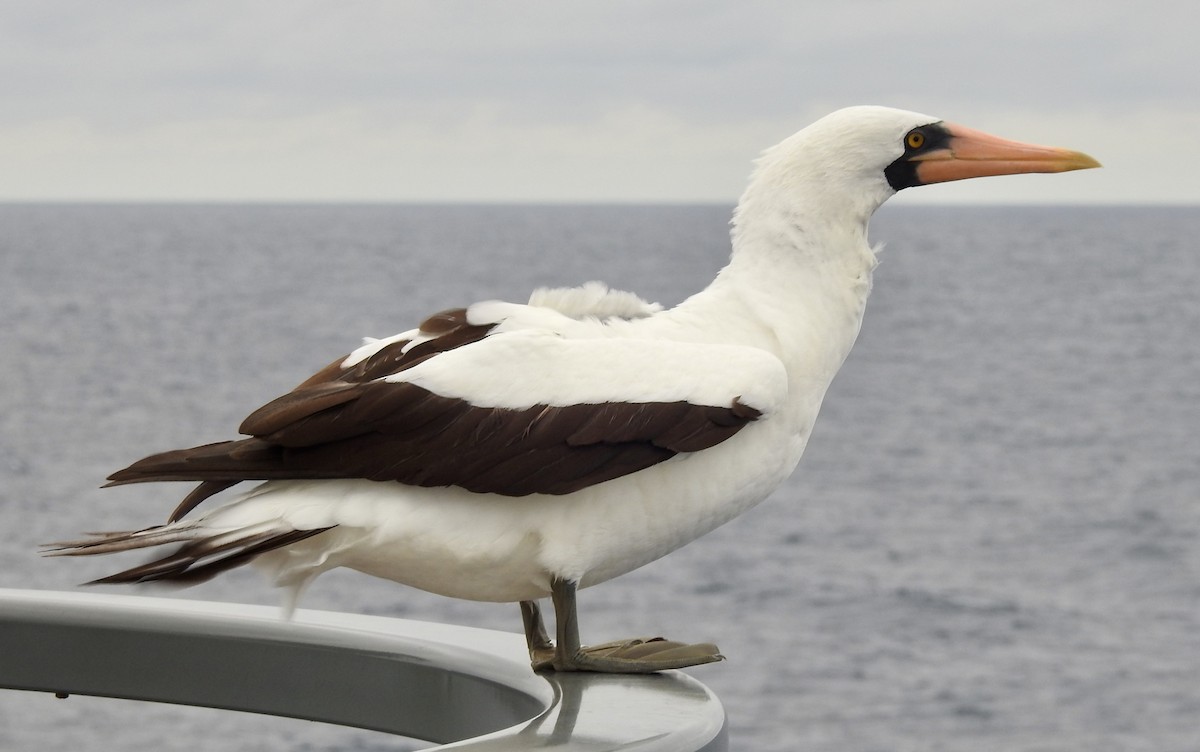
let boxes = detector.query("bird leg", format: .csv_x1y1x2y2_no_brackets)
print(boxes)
520,599,555,668
520,578,724,674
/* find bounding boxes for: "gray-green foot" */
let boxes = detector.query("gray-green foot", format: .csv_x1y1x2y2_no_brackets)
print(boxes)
520,581,723,674
532,637,724,673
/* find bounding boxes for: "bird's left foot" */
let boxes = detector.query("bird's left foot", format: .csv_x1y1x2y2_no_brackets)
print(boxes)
531,637,724,674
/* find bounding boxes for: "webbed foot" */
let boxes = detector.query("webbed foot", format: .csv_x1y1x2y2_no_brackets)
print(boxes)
519,581,724,675
532,636,723,673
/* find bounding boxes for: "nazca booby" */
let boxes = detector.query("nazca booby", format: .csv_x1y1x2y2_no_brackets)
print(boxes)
47,107,1099,673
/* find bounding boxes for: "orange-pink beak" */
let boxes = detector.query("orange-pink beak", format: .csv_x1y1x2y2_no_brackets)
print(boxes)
913,123,1101,185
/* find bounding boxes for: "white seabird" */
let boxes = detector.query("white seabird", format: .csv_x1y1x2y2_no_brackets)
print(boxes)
47,107,1099,673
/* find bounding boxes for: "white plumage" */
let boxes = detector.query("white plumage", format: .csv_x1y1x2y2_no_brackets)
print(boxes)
48,106,1098,673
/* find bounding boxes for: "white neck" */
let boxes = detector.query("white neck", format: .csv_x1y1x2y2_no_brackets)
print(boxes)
678,186,879,371
650,172,883,441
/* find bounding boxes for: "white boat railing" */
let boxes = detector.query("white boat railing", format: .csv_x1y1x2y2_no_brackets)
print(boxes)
0,588,727,750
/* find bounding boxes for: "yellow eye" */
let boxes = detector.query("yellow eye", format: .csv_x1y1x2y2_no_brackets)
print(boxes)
906,130,926,150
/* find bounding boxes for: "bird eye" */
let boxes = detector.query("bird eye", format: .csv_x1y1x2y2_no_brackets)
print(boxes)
906,130,926,150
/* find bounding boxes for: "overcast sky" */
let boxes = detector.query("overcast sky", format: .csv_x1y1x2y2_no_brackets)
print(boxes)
2,1,1195,204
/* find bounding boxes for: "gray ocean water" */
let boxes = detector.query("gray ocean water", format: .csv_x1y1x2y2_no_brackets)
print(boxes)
0,203,1197,752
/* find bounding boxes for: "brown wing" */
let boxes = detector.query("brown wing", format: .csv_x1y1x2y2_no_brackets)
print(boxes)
106,308,763,519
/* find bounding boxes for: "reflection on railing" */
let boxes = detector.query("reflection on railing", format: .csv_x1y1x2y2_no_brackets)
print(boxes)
0,589,727,750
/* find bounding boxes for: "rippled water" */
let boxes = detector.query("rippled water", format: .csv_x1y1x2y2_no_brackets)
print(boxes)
1,204,1197,751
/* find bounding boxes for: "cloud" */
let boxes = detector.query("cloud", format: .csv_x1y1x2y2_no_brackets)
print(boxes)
1,0,1196,202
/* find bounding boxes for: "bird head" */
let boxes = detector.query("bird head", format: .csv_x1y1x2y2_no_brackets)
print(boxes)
737,106,1100,228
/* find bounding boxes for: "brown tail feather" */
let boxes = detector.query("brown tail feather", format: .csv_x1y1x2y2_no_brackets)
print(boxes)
89,527,334,585
42,524,201,556
44,524,334,586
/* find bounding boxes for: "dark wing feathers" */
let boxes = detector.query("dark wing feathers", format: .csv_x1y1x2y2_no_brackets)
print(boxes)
168,480,239,522
565,401,693,446
107,307,765,516
238,382,361,438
